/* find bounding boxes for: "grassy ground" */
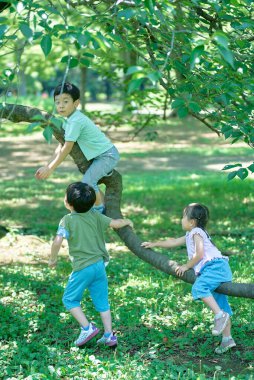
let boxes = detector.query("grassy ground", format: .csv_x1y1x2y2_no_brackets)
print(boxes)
0,116,253,380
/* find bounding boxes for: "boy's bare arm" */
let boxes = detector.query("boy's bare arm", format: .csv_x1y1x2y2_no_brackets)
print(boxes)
141,236,186,249
49,235,64,267
35,141,74,180
110,218,133,229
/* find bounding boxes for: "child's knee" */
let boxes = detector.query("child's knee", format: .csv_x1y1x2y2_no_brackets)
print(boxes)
62,295,79,310
192,282,211,300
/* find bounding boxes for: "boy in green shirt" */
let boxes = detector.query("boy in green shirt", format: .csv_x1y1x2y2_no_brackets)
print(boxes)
36,82,119,213
49,182,133,347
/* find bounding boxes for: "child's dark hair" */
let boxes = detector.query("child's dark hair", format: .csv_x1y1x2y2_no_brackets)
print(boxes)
54,82,80,101
184,203,209,229
66,182,96,213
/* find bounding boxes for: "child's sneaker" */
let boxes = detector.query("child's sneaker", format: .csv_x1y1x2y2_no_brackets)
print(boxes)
97,332,117,347
75,323,100,347
215,338,236,354
212,312,230,336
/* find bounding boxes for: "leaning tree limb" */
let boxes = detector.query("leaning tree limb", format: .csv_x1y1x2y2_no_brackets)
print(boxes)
1,103,254,299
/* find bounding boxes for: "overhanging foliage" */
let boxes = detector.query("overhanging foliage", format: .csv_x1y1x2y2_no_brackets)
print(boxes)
0,0,254,178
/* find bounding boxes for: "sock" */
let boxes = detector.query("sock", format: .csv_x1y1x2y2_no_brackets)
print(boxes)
104,332,111,338
215,310,223,319
82,324,90,331
222,336,232,342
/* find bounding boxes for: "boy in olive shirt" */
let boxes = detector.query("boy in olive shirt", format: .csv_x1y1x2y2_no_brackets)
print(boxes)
49,182,133,347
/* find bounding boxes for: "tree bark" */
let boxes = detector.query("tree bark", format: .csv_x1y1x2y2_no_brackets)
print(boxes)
1,103,254,299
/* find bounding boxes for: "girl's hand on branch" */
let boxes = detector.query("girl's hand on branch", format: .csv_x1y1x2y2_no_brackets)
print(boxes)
175,264,189,276
141,241,156,248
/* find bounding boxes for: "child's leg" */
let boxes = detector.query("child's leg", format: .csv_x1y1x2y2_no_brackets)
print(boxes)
82,146,120,208
88,261,117,346
222,318,231,338
202,295,221,315
63,265,97,328
63,265,102,346
69,306,89,327
100,309,112,334
192,261,232,336
215,318,236,354
88,261,110,327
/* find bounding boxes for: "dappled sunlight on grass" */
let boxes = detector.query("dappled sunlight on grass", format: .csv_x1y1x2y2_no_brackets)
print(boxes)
0,121,253,378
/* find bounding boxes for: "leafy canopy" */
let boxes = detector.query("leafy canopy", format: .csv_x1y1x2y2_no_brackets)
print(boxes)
0,0,253,179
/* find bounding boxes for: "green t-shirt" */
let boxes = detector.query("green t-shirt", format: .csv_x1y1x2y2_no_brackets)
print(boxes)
63,110,113,160
57,209,112,272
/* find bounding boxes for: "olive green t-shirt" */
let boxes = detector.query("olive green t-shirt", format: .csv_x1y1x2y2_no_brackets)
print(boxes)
57,209,112,272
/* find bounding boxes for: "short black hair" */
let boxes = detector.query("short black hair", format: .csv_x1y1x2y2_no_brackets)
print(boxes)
66,182,96,213
184,203,210,229
54,82,80,101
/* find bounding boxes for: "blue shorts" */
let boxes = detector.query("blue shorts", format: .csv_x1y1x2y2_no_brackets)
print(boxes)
82,146,120,193
192,258,233,315
62,260,110,312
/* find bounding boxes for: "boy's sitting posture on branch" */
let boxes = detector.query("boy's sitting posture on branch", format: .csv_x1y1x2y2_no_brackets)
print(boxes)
36,82,119,213
142,203,236,354
49,182,133,347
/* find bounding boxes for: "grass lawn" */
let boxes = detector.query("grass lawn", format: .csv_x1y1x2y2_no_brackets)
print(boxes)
0,115,253,380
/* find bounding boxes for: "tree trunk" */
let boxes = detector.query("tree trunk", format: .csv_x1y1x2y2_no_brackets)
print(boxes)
1,103,254,299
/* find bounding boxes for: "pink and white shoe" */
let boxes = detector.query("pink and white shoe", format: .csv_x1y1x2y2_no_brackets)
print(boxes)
75,323,100,347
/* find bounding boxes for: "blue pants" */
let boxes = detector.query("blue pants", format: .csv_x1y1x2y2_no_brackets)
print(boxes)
82,146,120,193
62,260,110,312
192,259,233,315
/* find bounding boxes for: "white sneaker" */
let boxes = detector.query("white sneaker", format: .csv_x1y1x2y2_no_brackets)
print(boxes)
212,312,230,336
97,333,118,347
215,338,236,354
75,323,100,347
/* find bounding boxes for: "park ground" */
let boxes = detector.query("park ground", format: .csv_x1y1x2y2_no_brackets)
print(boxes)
0,113,253,379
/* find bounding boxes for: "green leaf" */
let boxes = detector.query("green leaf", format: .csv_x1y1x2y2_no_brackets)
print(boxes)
80,58,90,67
82,52,94,58
236,168,248,180
0,24,8,39
190,45,204,70
144,0,154,14
227,171,237,181
222,163,242,171
77,33,90,47
3,69,14,81
43,126,53,143
117,9,135,20
19,22,33,39
218,46,235,69
126,66,144,75
188,101,201,113
247,163,254,173
26,122,41,133
61,55,79,68
213,31,229,49
31,114,46,121
171,98,185,108
127,78,145,94
147,71,161,85
50,117,63,129
40,35,52,57
177,106,189,118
